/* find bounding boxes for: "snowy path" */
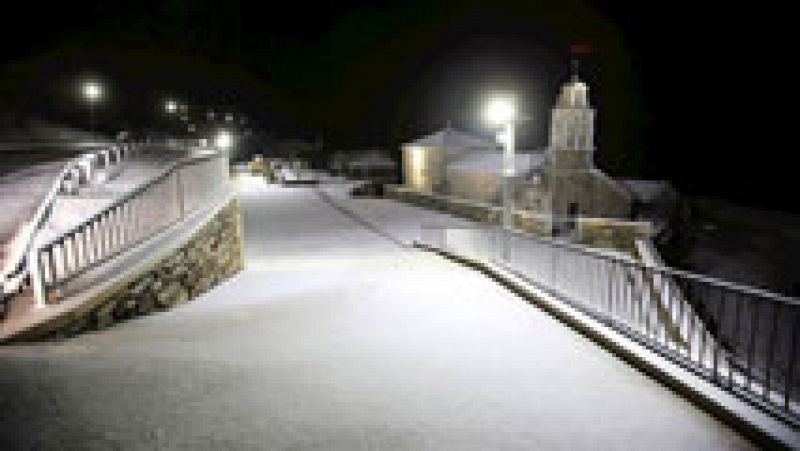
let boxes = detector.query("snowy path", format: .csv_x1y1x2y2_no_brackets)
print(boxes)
0,175,751,449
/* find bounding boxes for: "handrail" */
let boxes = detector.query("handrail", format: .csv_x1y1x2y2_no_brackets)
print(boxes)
422,223,800,306
25,150,228,306
39,152,221,250
418,224,800,425
1,142,136,297
504,226,800,307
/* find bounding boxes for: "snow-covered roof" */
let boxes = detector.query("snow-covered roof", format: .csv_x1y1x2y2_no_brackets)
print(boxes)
402,127,498,151
619,180,676,203
447,150,546,176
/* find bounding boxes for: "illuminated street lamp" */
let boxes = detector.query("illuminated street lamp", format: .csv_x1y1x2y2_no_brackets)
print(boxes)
81,80,103,136
165,99,178,114
163,99,185,151
82,81,102,103
215,129,234,151
485,95,518,260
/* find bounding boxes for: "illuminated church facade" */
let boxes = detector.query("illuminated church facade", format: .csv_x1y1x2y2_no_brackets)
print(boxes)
401,73,633,223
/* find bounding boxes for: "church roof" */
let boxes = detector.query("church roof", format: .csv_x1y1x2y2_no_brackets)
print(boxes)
402,127,498,151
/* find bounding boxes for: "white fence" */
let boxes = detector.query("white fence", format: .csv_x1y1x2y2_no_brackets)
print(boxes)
4,152,228,309
2,143,138,298
419,225,800,426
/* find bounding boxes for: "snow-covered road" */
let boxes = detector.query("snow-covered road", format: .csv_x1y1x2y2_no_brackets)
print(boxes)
0,175,752,449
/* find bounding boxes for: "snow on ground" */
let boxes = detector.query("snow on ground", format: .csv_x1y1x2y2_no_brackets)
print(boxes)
314,180,475,245
0,175,753,449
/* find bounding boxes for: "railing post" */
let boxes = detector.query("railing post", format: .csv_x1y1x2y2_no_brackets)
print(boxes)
175,168,185,219
28,247,46,308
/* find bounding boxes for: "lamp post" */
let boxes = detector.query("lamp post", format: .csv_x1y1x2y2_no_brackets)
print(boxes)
81,81,103,139
164,99,180,150
485,96,518,261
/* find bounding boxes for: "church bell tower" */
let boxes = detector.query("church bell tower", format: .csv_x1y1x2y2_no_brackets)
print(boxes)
548,62,596,170
543,62,599,225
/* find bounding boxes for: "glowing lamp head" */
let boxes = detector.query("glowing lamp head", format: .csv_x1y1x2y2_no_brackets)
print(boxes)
165,100,178,114
82,81,103,103
215,130,234,150
485,96,517,125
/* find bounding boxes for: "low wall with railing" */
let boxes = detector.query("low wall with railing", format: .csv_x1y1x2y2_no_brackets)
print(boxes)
417,225,800,427
27,153,228,306
7,198,243,341
2,142,139,300
1,150,239,341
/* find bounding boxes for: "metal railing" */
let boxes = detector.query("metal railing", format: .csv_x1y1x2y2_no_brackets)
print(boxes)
17,151,228,308
419,225,800,425
2,143,137,301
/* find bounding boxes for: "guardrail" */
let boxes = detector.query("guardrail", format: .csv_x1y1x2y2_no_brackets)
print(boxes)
419,225,800,426
24,152,229,307
1,143,137,301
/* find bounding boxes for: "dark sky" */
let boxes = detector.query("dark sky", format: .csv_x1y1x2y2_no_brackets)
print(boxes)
0,1,793,211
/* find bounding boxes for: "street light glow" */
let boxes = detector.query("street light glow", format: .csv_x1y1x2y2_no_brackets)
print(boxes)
165,100,178,114
82,81,103,103
485,96,517,125
215,130,233,150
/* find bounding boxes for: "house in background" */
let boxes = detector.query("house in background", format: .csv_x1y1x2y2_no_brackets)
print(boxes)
334,150,397,182
401,128,498,194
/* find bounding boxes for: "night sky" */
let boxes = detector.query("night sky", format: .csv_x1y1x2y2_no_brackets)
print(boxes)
0,1,793,212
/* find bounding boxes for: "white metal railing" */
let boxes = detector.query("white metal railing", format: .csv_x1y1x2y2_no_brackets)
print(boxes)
1,142,137,300
24,152,229,307
418,224,800,427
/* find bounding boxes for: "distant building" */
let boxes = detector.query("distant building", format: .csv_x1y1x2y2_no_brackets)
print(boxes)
330,150,397,182
399,72,668,226
401,128,499,195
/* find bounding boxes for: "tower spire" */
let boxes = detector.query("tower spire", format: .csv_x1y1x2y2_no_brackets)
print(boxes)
571,58,580,81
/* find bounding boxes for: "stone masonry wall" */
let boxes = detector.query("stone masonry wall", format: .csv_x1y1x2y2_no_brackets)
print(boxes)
385,185,650,256
17,199,244,341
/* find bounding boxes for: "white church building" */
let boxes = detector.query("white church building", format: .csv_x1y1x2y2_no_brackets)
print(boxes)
400,73,653,224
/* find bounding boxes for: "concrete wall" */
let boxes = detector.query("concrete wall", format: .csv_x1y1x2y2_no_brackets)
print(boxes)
11,199,244,341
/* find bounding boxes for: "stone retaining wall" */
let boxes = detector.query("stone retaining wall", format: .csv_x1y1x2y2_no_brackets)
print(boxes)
385,184,650,255
15,199,244,341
